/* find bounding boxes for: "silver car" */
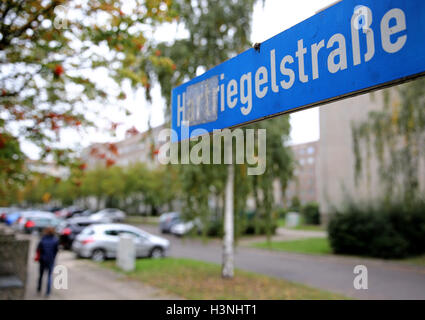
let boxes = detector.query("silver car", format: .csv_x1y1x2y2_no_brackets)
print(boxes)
89,208,126,223
72,224,170,262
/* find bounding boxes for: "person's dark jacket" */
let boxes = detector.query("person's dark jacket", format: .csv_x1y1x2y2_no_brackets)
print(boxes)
37,235,59,265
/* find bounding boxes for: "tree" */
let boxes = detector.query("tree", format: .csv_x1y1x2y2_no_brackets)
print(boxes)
0,129,25,199
352,78,425,203
153,0,293,278
0,0,177,187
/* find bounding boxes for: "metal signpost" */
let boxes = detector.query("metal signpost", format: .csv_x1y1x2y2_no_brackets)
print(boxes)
172,0,425,141
170,0,425,278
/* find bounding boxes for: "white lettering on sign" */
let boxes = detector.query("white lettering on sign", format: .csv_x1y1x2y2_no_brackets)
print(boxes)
176,6,408,127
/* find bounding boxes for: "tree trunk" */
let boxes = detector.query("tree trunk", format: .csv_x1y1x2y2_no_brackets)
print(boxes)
222,163,234,279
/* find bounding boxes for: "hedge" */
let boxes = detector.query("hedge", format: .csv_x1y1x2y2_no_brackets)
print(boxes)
327,201,425,259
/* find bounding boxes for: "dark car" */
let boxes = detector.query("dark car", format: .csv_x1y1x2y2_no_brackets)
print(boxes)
57,217,100,249
159,212,181,233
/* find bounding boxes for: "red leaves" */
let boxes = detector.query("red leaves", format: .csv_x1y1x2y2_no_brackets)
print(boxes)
126,126,139,137
79,163,87,171
171,64,177,71
105,158,115,168
90,147,99,156
0,134,6,149
1,89,6,96
51,121,59,131
155,49,162,57
54,65,64,77
108,143,119,156
14,111,25,120
111,122,121,131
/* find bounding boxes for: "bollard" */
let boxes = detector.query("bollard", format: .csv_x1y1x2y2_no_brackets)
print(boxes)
286,212,301,228
116,234,135,272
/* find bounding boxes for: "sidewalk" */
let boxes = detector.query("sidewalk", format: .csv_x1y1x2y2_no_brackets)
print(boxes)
25,237,182,300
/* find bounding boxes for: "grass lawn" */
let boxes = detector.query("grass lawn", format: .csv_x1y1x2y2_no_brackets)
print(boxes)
102,257,345,300
252,238,332,255
277,218,325,232
402,255,425,267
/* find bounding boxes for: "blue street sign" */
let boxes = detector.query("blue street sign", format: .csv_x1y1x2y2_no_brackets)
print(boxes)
171,0,425,142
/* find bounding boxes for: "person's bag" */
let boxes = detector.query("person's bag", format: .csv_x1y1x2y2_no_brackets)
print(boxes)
34,248,40,262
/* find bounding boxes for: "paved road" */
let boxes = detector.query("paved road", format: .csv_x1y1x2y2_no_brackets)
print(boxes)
140,225,425,300
25,236,181,300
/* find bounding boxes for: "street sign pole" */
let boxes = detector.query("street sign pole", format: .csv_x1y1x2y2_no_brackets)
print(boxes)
222,156,234,278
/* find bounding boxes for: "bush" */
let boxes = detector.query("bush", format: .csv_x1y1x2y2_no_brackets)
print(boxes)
243,219,278,235
201,211,279,238
328,201,425,259
274,208,287,219
205,219,223,237
302,202,320,225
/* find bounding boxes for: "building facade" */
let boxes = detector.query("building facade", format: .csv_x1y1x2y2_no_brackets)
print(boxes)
317,86,425,219
283,141,319,206
81,125,165,169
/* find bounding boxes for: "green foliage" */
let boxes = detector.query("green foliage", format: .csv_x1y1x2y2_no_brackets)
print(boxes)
352,78,425,202
289,196,301,212
152,0,294,240
253,238,332,255
0,129,26,201
274,207,287,219
0,0,177,187
301,202,320,225
155,0,262,111
20,163,180,214
328,200,425,259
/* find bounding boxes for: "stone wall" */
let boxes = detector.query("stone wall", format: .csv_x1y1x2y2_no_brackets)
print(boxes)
0,225,30,300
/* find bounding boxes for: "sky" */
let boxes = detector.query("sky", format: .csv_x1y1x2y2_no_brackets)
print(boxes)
251,0,337,145
21,0,337,158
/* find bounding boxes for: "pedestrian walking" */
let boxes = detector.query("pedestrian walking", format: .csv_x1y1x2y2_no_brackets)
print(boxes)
35,226,59,297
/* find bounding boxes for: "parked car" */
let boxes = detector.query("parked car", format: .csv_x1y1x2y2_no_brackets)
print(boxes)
5,209,29,226
72,224,170,262
66,208,86,219
170,218,202,237
159,212,181,233
72,209,94,218
0,207,20,223
57,217,100,250
14,211,55,231
20,212,61,234
90,208,126,223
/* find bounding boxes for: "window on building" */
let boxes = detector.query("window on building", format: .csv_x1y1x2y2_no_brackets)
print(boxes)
307,146,315,154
